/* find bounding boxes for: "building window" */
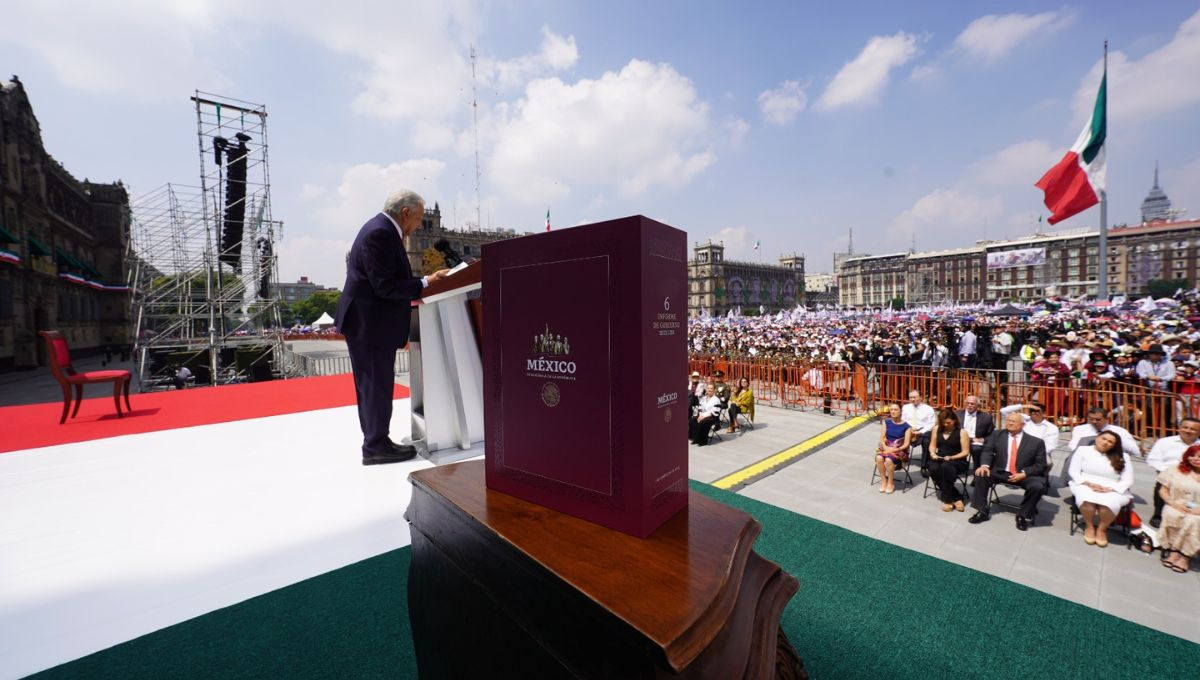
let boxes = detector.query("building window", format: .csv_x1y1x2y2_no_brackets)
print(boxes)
1176,272,1187,279
1068,248,1079,257
1068,266,1079,276
1174,260,1187,270
0,279,11,318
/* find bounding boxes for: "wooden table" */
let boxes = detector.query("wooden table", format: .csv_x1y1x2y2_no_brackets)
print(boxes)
405,460,805,678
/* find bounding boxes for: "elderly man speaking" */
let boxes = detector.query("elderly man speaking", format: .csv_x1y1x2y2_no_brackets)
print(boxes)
336,189,450,465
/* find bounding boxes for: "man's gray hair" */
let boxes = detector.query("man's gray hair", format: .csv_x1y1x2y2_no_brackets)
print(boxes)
382,189,425,217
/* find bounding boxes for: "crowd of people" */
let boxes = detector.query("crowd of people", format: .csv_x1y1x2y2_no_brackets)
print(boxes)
688,293,1200,573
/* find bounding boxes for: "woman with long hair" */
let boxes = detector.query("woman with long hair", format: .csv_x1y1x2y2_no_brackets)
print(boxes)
1157,444,1200,573
875,403,913,494
1068,430,1134,547
927,407,971,512
728,377,754,433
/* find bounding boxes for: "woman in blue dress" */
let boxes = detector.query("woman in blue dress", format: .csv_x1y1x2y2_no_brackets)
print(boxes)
876,403,913,493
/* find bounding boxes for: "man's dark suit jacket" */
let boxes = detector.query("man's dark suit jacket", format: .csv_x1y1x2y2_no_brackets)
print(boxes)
979,429,1047,478
956,409,995,441
335,213,424,348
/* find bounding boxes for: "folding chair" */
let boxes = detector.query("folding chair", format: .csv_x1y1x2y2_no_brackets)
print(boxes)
988,481,1041,524
1067,497,1136,550
870,454,915,493
922,462,970,500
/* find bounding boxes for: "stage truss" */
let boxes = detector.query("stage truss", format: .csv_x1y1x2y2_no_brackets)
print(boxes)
128,92,288,390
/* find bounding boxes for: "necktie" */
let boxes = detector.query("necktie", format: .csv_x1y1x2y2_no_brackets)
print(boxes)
1007,435,1019,475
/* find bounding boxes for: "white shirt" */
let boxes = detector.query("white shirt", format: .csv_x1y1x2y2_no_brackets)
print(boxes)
1068,422,1140,457
962,410,978,439
696,394,722,418
1145,435,1195,473
902,403,936,434
1000,404,1061,462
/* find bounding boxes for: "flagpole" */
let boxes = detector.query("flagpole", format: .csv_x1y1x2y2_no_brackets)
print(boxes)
1098,40,1108,300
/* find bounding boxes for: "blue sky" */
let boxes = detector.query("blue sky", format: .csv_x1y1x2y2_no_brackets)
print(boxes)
4,1,1200,287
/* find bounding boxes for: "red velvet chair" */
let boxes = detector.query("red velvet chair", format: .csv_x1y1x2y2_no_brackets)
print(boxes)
39,331,132,424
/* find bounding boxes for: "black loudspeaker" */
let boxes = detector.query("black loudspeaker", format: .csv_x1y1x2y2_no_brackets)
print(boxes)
219,133,251,272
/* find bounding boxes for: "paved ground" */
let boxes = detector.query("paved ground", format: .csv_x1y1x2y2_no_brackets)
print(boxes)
690,404,1200,643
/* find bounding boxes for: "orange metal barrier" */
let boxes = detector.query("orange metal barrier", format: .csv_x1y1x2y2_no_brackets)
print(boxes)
686,354,1182,444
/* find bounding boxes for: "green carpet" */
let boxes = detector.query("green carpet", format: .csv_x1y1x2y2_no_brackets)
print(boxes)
30,485,1200,679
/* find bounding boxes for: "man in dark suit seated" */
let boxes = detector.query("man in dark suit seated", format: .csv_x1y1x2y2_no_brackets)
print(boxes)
957,394,995,469
968,412,1048,531
336,189,450,466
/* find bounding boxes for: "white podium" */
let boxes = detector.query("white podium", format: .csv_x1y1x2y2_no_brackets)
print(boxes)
406,261,485,465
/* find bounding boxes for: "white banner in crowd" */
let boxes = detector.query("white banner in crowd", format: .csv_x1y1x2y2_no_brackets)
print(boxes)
986,247,1046,270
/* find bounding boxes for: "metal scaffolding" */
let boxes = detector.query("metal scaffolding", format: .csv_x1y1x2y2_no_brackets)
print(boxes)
128,92,285,390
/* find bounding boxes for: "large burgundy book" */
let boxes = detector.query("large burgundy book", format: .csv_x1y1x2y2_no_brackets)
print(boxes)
481,215,689,537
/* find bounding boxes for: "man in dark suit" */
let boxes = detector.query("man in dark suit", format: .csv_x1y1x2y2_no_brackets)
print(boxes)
337,189,449,465
957,394,995,469
968,412,1047,531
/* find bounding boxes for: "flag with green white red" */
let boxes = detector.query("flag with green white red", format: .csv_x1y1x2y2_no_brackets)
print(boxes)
1036,67,1106,225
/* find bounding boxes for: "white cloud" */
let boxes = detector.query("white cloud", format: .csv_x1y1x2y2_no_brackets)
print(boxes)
1071,9,1200,127
815,33,921,111
908,63,942,84
480,26,579,89
724,117,750,145
708,226,752,260
954,10,1076,64
970,139,1062,187
758,80,807,125
488,59,715,204
2,1,231,100
316,159,447,237
888,189,1004,244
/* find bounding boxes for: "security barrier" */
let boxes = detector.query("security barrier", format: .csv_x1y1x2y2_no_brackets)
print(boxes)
686,353,1180,444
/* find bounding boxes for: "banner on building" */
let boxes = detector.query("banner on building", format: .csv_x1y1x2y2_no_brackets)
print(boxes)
986,247,1046,270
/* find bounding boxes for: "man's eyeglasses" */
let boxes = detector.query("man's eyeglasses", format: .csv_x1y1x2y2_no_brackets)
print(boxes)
1029,409,1043,414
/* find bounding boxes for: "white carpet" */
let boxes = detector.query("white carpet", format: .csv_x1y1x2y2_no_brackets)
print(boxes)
0,400,457,679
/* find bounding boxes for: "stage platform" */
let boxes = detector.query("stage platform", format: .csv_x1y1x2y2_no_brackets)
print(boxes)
2,378,1198,678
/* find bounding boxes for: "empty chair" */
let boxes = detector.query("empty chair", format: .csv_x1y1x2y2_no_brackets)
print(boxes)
40,330,132,424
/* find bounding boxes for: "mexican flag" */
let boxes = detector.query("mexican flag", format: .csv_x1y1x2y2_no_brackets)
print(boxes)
545,209,551,232
1035,67,1106,225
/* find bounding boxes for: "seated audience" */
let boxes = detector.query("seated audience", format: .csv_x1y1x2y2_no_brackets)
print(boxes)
1063,407,1140,485
928,407,971,512
875,403,913,494
689,384,722,446
957,394,994,469
902,390,936,472
728,377,754,433
1068,431,1134,547
969,412,1048,531
1000,401,1061,473
1157,444,1200,573
687,371,705,411
1146,417,1200,528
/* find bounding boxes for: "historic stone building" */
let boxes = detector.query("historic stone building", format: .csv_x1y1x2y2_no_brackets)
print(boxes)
274,275,333,304
0,76,133,371
983,229,1099,301
404,203,527,273
1140,165,1173,224
1107,218,1200,296
837,252,907,308
687,240,805,317
905,246,986,306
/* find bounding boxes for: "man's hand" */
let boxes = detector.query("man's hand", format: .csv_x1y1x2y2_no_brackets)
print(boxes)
1008,471,1027,483
974,464,991,477
427,268,452,284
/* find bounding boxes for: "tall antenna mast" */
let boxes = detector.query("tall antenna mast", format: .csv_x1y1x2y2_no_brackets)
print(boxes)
470,46,482,231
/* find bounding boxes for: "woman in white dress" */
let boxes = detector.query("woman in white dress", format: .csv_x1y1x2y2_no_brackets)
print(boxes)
1068,430,1134,547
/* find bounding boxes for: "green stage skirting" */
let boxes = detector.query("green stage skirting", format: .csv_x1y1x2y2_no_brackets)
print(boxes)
30,482,1200,679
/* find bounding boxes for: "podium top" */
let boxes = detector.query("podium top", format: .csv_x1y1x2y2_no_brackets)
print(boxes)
407,459,762,671
416,259,482,305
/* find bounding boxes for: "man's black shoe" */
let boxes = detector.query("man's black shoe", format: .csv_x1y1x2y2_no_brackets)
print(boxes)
389,441,417,456
363,446,417,466
968,511,990,524
1149,516,1162,529
1016,516,1029,531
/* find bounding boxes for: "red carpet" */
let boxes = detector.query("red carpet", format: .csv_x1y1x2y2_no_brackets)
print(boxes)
0,375,409,453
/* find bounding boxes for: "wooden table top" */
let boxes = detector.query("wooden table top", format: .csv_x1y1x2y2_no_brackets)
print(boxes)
409,460,761,670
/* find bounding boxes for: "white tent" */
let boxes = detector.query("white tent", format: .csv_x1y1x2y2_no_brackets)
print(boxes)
312,311,336,328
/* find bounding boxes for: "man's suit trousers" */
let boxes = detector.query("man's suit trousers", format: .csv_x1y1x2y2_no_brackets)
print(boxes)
346,339,398,455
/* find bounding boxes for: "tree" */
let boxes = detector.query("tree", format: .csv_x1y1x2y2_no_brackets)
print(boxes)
421,248,447,276
293,290,341,324
888,297,905,310
1146,278,1188,299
